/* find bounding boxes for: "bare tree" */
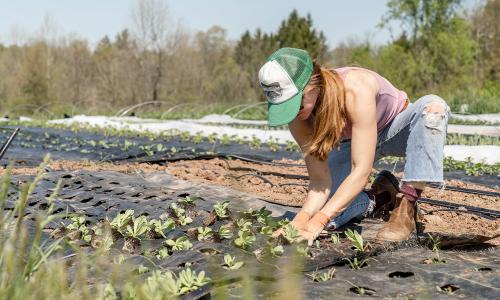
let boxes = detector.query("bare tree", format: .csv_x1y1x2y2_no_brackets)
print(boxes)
131,0,182,101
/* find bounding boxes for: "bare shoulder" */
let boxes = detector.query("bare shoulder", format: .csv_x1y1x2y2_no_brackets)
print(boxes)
342,69,378,119
342,69,379,96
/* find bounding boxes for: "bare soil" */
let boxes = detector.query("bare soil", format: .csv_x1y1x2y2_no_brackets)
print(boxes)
3,157,499,245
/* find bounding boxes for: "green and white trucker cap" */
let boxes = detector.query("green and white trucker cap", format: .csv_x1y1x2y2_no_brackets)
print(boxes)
258,47,313,126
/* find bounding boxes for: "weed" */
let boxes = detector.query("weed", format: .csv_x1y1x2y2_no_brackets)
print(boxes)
306,268,335,282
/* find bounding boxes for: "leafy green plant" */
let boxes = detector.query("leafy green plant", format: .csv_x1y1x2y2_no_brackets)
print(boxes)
222,254,244,270
285,140,300,151
213,201,230,219
234,231,256,250
197,227,213,241
156,143,166,152
345,229,367,252
266,137,280,152
178,196,197,206
217,225,233,239
180,131,191,141
283,224,300,243
235,218,252,232
266,242,284,257
126,215,149,239
260,226,273,235
220,134,231,145
249,135,261,149
256,207,272,224
110,210,134,234
148,219,175,238
330,233,340,244
177,268,210,294
178,215,193,226
192,131,204,144
165,236,193,251
207,133,218,144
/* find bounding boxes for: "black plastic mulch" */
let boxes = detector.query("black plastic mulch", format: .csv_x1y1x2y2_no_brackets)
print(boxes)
5,169,499,299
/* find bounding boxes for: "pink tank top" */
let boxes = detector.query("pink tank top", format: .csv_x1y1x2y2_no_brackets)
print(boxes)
334,67,408,140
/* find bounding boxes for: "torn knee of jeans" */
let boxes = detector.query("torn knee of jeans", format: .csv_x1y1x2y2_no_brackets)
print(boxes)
422,101,448,133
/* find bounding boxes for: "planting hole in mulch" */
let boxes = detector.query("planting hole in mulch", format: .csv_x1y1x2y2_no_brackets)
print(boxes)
438,284,460,294
476,267,492,271
388,271,414,278
349,286,376,296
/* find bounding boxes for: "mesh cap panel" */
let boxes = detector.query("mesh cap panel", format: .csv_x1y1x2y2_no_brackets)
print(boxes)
268,48,313,90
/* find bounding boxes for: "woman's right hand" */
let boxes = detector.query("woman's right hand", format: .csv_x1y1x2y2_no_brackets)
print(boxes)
272,211,311,237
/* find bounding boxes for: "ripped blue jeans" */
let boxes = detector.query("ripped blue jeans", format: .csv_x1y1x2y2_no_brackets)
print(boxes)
327,94,451,228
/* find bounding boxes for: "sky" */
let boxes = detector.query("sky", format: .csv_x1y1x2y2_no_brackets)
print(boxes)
0,0,476,48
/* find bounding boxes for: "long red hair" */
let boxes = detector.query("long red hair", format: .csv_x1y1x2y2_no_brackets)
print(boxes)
305,62,347,160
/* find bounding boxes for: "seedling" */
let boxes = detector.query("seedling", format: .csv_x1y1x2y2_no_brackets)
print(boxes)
213,201,230,219
197,227,213,241
346,257,369,270
126,215,150,239
266,137,280,152
207,133,218,144
345,229,367,252
156,247,170,259
423,234,447,264
192,131,204,144
295,245,312,257
266,242,284,257
285,140,300,151
148,219,175,238
220,134,231,145
283,224,300,243
177,196,197,206
178,268,210,294
330,233,340,244
165,236,193,251
222,254,244,270
156,143,166,152
256,207,272,224
110,209,134,233
178,215,193,226
234,230,256,250
217,225,233,239
307,268,336,282
180,131,191,141
235,218,252,232
66,215,92,242
259,226,273,235
121,140,134,151
249,136,261,149
170,202,186,218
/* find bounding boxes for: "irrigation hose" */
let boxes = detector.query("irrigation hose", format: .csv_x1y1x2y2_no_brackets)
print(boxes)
0,127,20,161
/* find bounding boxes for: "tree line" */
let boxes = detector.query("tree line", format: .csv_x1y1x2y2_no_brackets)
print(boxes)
0,0,497,118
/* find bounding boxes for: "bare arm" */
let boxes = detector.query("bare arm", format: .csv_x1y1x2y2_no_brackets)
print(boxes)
319,71,378,218
288,117,332,216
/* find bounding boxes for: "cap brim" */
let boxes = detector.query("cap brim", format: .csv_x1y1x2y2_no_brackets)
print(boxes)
267,91,302,127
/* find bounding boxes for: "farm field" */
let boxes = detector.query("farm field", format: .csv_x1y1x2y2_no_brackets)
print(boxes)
0,118,499,299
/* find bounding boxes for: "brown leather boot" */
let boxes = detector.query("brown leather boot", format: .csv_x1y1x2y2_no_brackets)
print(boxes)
376,193,417,241
368,170,399,216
